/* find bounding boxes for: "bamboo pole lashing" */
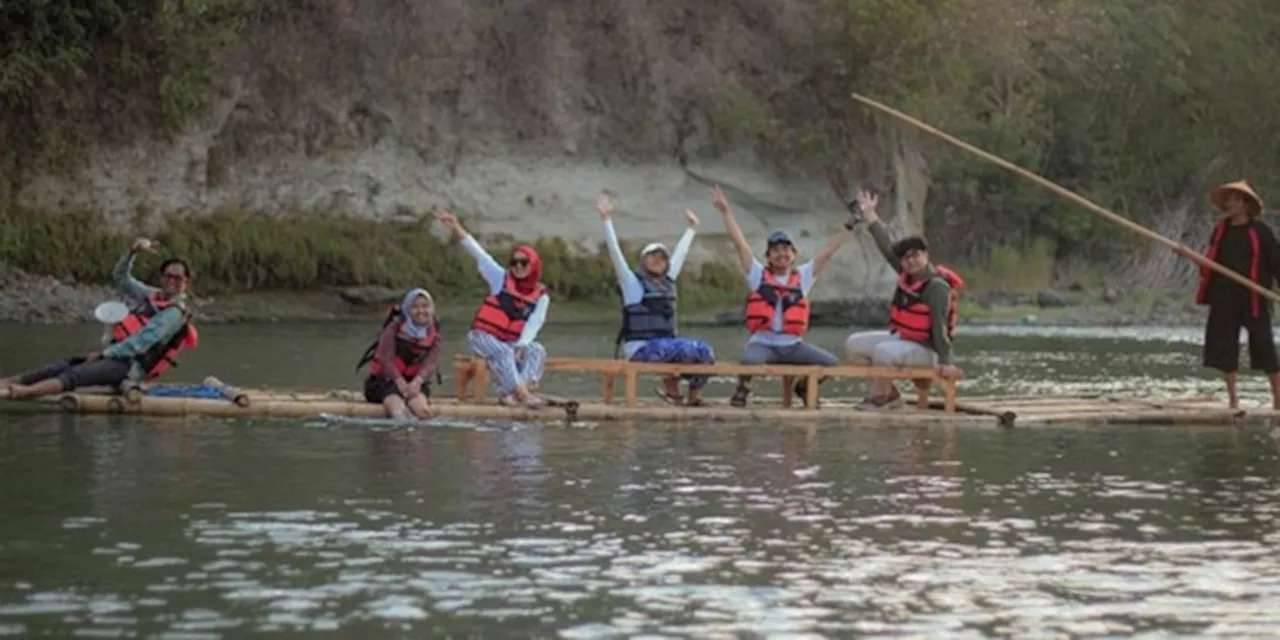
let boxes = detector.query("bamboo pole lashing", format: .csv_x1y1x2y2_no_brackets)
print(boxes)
849,92,1280,305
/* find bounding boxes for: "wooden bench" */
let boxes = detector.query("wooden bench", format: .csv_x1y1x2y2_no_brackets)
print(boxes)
452,355,959,412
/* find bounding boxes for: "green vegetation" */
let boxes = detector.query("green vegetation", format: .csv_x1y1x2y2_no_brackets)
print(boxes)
0,206,743,309
4,0,1279,295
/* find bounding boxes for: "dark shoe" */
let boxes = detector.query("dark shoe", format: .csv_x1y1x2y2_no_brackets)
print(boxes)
730,385,751,408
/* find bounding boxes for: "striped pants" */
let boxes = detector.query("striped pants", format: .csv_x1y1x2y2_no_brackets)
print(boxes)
466,330,547,397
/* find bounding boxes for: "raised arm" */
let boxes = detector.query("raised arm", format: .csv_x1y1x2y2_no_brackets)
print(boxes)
515,295,550,346
855,190,901,271
711,186,755,276
597,194,643,304
436,210,506,294
810,224,856,282
113,239,161,299
667,210,699,280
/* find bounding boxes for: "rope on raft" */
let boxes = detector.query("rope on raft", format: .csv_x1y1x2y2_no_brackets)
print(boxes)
143,384,227,400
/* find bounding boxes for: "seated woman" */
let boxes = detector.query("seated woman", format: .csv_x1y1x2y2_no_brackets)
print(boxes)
357,288,441,420
596,192,716,406
436,210,549,408
1,238,198,399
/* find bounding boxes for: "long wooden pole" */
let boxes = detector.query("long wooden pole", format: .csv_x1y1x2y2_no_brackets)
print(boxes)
849,92,1280,305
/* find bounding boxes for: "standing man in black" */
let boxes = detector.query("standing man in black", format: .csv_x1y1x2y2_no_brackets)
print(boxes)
1185,180,1280,409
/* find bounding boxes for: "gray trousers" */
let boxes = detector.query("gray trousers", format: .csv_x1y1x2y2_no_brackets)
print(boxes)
844,330,937,396
738,340,839,386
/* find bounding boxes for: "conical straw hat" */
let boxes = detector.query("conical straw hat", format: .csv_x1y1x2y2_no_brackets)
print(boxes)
1210,180,1264,216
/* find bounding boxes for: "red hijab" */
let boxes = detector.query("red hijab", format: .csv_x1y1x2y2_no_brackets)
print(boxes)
509,244,543,295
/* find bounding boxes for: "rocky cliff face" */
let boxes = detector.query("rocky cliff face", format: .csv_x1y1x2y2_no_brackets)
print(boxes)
15,0,921,300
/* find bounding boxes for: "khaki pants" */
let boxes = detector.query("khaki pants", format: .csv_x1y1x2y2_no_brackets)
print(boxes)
844,330,937,396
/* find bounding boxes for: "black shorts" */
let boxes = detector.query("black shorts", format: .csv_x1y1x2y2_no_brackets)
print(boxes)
1203,300,1279,374
363,376,431,403
16,357,132,391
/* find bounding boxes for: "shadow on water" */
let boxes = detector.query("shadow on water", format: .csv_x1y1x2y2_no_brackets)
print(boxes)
2,323,1280,635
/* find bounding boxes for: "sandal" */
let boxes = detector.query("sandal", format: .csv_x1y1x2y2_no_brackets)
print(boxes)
730,385,750,408
522,394,547,409
499,394,522,407
654,388,685,406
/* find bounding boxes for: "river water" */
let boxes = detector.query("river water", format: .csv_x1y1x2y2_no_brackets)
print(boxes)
2,322,1280,638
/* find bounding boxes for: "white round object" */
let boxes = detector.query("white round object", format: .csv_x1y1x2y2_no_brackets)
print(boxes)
93,301,129,325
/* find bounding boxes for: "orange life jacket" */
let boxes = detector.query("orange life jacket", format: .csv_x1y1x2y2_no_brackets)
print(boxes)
743,270,810,336
470,275,546,343
109,293,199,380
889,265,964,343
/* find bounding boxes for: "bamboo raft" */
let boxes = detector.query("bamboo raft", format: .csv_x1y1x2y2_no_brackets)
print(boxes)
4,385,1278,428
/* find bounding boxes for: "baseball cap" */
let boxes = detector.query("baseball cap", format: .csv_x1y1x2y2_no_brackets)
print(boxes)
766,231,793,247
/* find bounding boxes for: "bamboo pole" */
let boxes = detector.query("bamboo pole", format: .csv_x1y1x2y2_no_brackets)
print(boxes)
23,392,1003,427
849,92,1280,305
204,376,250,407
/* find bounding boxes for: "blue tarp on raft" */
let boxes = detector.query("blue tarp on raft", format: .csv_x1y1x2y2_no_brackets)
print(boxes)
144,384,227,400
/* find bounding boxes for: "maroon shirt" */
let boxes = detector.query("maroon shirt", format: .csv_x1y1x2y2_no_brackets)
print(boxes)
372,321,441,383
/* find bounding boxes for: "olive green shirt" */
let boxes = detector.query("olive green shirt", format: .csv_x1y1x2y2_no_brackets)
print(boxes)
867,221,954,365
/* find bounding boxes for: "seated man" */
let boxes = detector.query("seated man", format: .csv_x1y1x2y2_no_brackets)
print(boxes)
844,190,963,410
1,238,198,399
710,185,858,407
597,192,716,406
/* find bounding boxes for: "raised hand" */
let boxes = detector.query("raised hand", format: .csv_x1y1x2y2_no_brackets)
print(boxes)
435,210,464,237
683,209,700,228
596,193,615,220
130,237,158,253
855,189,879,220
710,186,731,215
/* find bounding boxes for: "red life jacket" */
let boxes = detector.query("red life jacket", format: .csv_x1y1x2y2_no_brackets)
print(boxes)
743,270,810,336
1195,219,1262,317
110,293,199,380
471,275,546,343
889,265,964,343
370,318,439,379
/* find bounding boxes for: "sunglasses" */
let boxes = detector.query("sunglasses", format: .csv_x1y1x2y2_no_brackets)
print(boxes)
509,258,530,268
160,272,187,281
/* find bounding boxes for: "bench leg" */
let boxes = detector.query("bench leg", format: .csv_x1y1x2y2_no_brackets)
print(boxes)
781,376,794,408
454,363,472,402
624,369,638,407
475,364,489,403
804,373,819,410
602,373,615,405
943,380,958,413
914,378,932,411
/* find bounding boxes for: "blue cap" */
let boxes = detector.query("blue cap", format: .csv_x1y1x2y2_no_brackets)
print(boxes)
766,231,793,247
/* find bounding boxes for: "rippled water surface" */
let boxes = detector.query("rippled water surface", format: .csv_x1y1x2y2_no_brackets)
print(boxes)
3,322,1280,637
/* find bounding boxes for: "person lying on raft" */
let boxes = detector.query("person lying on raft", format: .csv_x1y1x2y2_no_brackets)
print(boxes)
0,238,198,400
597,192,716,407
436,210,550,408
1177,180,1280,410
844,190,963,410
711,185,857,408
357,288,442,420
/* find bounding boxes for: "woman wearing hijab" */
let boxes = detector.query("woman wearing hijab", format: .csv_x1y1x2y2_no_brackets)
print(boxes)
357,287,442,419
436,210,550,408
596,192,716,406
1178,180,1280,409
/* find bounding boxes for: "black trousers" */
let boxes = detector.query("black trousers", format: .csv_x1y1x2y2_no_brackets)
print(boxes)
1203,299,1279,374
14,357,132,391
363,375,431,403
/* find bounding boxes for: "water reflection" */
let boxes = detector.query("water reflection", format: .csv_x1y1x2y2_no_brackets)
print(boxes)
3,422,1279,636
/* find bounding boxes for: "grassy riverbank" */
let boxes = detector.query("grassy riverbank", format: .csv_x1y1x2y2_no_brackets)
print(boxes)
0,205,744,307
